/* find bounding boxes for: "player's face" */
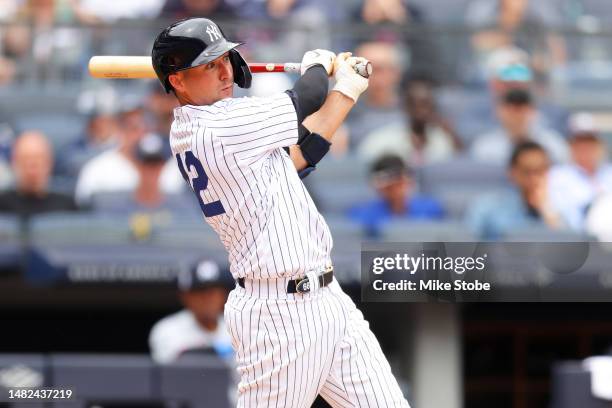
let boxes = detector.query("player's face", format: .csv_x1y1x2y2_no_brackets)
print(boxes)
171,52,234,106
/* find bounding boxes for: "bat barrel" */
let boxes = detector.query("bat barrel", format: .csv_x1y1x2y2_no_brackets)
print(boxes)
88,56,157,79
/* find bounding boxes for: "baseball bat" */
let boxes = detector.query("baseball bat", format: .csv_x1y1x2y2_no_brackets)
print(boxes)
88,56,372,79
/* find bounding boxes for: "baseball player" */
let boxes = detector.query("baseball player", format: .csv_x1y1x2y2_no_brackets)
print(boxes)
152,17,410,407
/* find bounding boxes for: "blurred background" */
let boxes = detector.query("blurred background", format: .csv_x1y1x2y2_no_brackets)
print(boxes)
1,0,612,407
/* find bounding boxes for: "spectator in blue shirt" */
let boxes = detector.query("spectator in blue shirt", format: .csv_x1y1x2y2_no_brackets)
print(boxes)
466,141,565,240
347,155,444,236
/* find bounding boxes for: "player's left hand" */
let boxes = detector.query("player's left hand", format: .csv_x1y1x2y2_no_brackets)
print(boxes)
300,49,336,76
332,53,370,102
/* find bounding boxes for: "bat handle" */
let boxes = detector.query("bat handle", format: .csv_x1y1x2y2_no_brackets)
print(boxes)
251,61,372,78
285,62,372,78
354,61,373,78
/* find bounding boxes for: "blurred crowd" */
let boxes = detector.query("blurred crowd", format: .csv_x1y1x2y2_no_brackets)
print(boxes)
1,0,612,244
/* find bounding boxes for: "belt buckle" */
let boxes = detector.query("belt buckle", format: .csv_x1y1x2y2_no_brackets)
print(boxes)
295,277,311,293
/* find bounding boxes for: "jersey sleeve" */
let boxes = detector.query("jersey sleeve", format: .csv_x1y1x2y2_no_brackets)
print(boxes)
202,93,299,163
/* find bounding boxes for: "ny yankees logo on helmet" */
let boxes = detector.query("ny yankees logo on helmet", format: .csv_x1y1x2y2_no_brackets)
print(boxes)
206,24,222,42
151,17,252,93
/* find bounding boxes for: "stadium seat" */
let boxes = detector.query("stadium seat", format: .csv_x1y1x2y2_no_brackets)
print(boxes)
380,220,476,242
436,88,493,142
409,0,472,23
0,215,21,240
158,355,233,408
579,0,612,21
502,225,592,242
309,154,371,182
304,154,374,214
325,215,365,282
435,186,511,220
28,213,133,246
13,113,85,151
309,182,377,214
152,215,225,250
417,156,508,194
550,361,610,408
0,85,81,117
0,215,22,270
50,354,158,407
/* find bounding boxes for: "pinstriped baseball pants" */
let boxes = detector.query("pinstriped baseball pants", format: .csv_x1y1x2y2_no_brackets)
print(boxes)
224,278,411,408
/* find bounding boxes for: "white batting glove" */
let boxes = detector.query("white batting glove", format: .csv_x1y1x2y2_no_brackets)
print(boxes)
300,49,336,76
332,53,369,103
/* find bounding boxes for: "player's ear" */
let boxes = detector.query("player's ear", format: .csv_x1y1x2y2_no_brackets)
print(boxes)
168,72,184,93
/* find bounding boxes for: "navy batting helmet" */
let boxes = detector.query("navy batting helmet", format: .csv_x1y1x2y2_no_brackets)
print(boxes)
151,17,252,93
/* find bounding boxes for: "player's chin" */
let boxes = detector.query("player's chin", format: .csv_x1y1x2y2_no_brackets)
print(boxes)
220,85,234,98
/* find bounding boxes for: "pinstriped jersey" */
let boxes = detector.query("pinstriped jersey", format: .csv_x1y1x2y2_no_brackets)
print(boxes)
169,92,333,279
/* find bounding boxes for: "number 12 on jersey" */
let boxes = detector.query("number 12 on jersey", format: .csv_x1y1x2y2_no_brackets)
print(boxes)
175,151,226,217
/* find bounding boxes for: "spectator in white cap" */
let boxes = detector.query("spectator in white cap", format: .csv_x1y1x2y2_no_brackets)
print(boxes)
149,259,233,364
548,113,612,230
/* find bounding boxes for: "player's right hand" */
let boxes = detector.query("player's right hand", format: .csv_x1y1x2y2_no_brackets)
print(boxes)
300,49,336,76
332,52,370,103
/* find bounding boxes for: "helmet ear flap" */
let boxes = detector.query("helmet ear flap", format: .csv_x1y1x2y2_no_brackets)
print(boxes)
229,49,252,89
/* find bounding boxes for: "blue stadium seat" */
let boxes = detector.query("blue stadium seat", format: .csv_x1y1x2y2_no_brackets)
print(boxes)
150,215,229,267
309,154,371,182
437,88,493,142
0,215,22,269
551,361,610,408
417,156,508,194
28,213,133,246
13,113,85,151
435,186,511,220
550,62,612,110
310,182,377,214
0,215,20,240
50,354,157,407
409,0,472,22
0,85,81,117
325,215,365,282
381,220,476,242
502,225,592,242
304,154,374,214
158,355,233,408
579,0,612,20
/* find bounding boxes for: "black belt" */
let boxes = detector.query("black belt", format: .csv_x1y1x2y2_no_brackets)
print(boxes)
237,269,334,294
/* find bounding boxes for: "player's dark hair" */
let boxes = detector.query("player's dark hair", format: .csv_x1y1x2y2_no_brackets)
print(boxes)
509,141,547,168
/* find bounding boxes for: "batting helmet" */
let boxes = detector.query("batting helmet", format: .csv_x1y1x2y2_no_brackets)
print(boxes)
151,17,252,93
